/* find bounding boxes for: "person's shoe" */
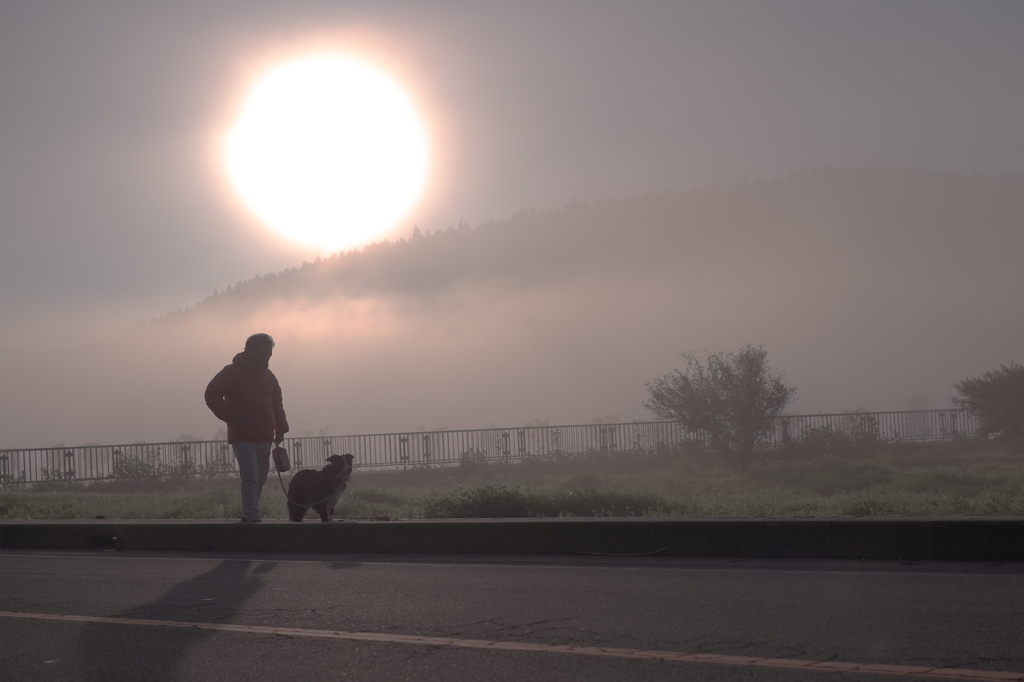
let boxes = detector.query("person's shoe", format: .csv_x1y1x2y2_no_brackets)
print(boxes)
239,517,262,523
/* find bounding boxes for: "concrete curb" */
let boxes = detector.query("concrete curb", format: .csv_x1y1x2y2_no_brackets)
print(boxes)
2,516,1022,560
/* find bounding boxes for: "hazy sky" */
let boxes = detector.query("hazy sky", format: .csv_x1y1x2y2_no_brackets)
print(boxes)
2,1,1023,446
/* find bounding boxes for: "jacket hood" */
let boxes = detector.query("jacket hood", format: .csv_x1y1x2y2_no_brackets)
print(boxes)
232,351,269,373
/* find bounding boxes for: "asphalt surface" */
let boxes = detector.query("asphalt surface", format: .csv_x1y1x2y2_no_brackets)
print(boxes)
1,550,1022,681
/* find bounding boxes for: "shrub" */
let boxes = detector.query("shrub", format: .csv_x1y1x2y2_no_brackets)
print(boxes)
424,485,534,518
777,423,879,460
952,363,1024,448
422,484,672,518
645,344,796,471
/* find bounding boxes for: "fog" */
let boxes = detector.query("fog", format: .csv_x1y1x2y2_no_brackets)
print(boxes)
3,3,1023,448
2,169,1020,448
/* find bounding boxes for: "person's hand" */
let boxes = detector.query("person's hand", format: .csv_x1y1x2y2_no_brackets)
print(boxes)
274,433,285,445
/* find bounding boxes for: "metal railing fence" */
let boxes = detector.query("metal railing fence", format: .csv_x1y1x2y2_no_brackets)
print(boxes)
0,409,978,486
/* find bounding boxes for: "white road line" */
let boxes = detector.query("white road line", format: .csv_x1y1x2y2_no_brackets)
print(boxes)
1,610,1020,680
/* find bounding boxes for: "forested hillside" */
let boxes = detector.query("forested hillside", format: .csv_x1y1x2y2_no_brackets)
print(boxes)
169,168,1022,319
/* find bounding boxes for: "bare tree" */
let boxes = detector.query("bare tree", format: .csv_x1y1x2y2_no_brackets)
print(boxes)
644,344,796,471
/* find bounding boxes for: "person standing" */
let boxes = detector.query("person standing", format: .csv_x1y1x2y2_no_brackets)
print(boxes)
205,333,289,522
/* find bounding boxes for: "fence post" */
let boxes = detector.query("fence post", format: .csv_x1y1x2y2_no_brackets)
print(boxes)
63,450,75,480
180,444,192,478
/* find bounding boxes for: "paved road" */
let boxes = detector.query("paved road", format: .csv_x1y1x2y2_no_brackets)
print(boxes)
1,550,1022,681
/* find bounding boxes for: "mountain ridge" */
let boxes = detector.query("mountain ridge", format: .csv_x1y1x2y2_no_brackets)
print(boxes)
155,167,1023,325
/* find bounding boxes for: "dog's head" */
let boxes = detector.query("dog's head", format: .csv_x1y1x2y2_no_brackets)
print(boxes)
325,454,354,481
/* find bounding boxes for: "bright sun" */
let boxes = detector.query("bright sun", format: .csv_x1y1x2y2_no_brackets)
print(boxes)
225,55,428,252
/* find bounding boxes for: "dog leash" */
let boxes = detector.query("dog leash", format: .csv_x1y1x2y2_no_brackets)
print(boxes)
272,447,342,508
275,468,338,508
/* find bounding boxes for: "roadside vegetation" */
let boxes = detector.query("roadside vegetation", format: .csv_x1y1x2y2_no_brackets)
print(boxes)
3,355,1021,521
2,438,1021,520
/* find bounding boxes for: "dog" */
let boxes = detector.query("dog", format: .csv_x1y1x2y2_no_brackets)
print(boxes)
286,454,354,522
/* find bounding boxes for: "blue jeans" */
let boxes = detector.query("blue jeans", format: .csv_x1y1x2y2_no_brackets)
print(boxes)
233,441,271,521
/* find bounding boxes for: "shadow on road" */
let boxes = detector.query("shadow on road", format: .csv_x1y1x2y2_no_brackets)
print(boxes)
76,559,275,681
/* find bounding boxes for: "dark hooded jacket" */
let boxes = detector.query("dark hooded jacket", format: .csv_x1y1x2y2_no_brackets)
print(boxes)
205,351,289,444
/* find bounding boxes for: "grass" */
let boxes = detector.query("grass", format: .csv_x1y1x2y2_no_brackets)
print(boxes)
1,441,1022,520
